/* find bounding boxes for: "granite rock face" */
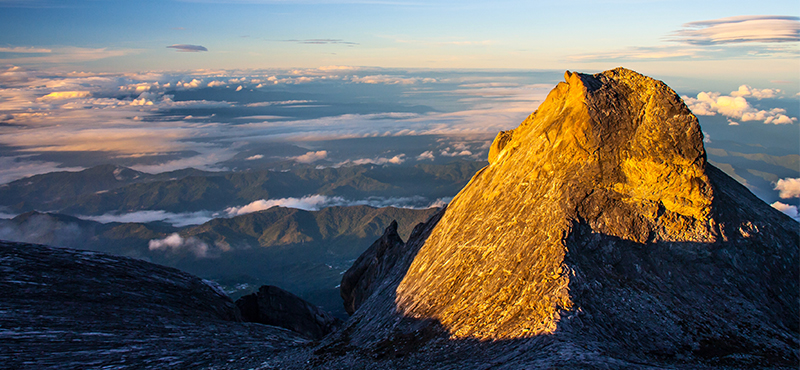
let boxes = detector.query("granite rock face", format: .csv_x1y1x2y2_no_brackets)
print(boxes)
330,68,798,367
340,220,416,315
237,285,341,340
0,240,309,369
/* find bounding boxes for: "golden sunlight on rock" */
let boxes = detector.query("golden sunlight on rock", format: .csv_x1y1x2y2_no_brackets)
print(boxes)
395,68,719,339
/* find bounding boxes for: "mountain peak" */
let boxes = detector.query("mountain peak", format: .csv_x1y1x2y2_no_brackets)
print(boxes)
393,67,797,345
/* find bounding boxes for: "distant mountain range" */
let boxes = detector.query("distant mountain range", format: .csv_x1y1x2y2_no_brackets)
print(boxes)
0,161,485,215
0,205,439,317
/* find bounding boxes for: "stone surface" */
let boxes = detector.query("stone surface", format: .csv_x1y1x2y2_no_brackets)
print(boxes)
340,220,412,315
237,285,341,340
322,68,798,368
0,240,309,369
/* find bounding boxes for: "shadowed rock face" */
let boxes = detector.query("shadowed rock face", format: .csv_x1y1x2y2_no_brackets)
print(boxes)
373,68,800,363
341,220,409,315
0,240,310,369
237,285,341,340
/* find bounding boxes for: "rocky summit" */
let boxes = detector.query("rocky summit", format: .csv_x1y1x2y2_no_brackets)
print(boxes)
332,68,799,368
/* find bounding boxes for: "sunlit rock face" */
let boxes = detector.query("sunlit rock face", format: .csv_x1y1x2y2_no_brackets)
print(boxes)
395,68,798,348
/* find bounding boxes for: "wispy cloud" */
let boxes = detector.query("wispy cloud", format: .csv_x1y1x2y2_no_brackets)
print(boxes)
0,46,52,53
167,44,208,52
0,46,135,64
282,39,359,46
671,15,800,45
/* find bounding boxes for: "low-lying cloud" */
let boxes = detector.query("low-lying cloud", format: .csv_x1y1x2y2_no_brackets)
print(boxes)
683,86,796,125
775,178,800,199
83,210,216,227
148,233,209,258
771,201,799,219
290,150,328,163
225,194,448,216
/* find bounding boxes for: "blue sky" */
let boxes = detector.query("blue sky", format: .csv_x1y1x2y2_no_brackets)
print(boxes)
0,0,797,84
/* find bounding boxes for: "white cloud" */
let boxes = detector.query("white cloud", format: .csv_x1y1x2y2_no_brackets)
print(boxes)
730,85,781,99
683,89,797,125
417,150,435,161
673,16,800,45
82,210,215,227
149,233,210,258
225,195,342,215
338,154,406,166
38,91,91,101
349,75,436,85
235,85,243,91
775,178,800,199
245,154,264,160
771,201,799,219
440,148,472,157
290,150,328,163
207,80,226,87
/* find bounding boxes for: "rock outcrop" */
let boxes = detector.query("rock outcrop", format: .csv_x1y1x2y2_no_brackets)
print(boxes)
340,220,416,315
333,68,798,367
236,285,341,340
0,240,309,369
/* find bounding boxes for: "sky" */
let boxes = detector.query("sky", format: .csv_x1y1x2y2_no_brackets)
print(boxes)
0,0,797,83
0,0,798,221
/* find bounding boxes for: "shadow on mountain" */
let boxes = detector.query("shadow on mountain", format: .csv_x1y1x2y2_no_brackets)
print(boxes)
312,180,799,368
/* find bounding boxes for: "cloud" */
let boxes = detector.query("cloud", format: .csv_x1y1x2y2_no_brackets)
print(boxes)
82,210,215,227
771,201,799,219
38,91,91,101
729,85,781,99
149,233,210,258
245,100,314,107
207,80,226,87
282,39,359,46
0,157,84,184
0,46,135,64
0,46,52,53
672,16,800,45
166,44,208,52
417,150,435,161
225,194,445,216
440,148,472,157
245,154,264,160
226,195,341,215
350,75,436,85
775,178,800,199
338,154,405,166
290,150,328,163
683,88,797,125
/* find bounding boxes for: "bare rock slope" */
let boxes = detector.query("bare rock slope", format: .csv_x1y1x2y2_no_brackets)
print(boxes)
328,68,798,368
0,240,309,369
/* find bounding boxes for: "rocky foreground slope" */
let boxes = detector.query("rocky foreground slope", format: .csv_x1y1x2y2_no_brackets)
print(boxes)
0,240,309,369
